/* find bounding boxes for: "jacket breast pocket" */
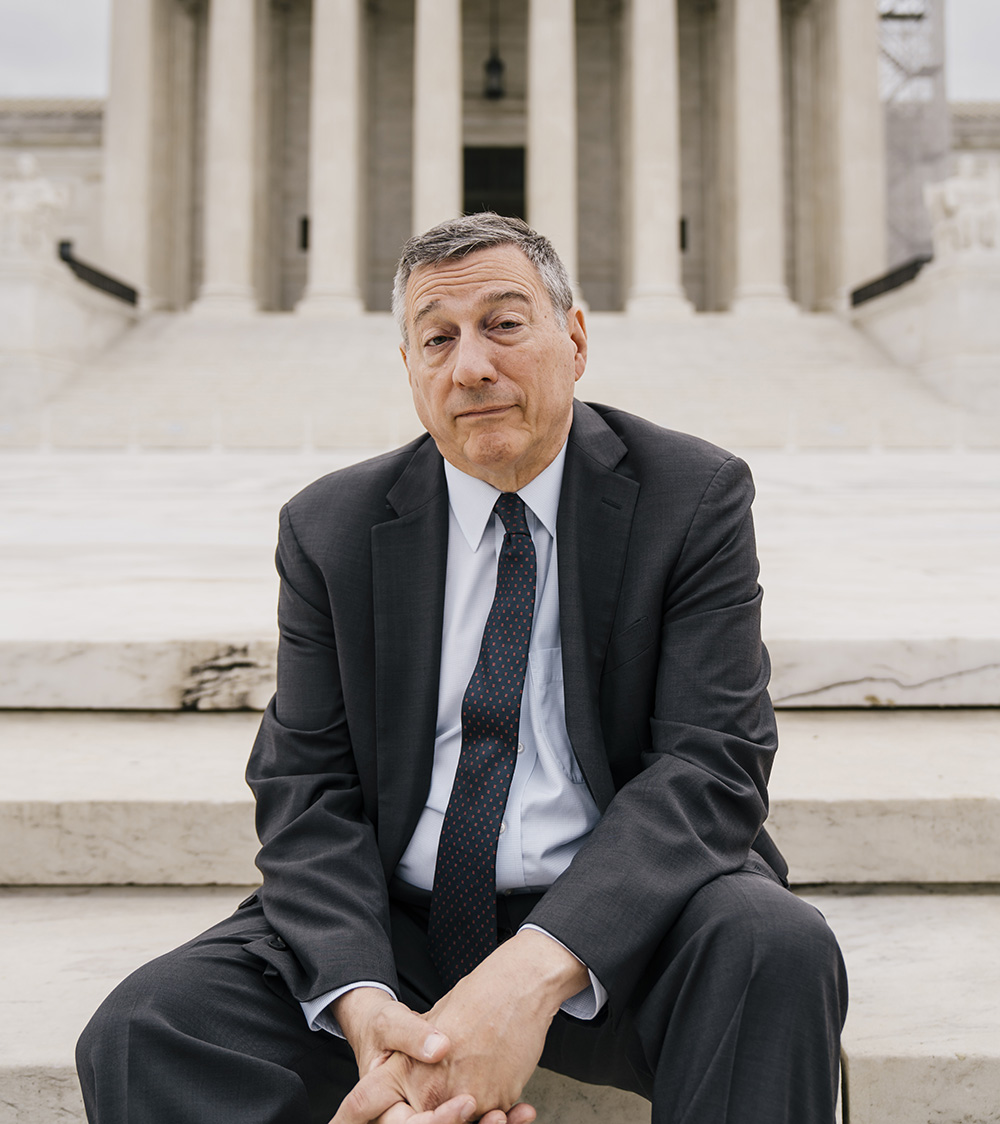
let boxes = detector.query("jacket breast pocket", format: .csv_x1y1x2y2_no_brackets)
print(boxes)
604,616,654,674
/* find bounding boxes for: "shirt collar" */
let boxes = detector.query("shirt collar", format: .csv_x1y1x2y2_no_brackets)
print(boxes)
443,442,567,551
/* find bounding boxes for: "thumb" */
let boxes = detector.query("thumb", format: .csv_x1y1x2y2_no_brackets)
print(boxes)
372,1002,450,1064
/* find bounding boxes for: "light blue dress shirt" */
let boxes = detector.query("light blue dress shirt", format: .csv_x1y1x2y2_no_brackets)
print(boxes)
302,444,607,1034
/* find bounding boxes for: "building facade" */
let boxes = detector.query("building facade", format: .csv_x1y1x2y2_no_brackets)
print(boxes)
0,99,104,265
951,101,1000,164
99,0,887,316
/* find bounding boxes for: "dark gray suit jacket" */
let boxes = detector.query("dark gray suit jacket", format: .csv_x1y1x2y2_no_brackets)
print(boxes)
245,401,786,1016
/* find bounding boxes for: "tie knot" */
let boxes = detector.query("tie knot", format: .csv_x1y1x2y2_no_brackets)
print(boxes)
494,492,530,537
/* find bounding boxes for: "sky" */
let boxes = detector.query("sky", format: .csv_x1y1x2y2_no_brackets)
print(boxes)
944,0,1000,100
0,0,997,101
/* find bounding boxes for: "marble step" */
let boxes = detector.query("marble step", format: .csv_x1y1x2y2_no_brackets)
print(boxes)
0,884,651,1124
1,709,997,886
2,450,998,710
5,309,994,452
4,634,998,710
2,884,996,1124
807,888,1000,1124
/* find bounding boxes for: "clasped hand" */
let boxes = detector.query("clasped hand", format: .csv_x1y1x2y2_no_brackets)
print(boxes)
329,931,589,1124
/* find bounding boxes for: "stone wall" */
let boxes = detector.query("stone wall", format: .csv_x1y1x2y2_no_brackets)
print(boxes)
0,99,104,266
951,101,1000,161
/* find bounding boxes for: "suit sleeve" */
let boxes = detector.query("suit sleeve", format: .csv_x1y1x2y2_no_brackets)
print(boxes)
244,503,398,1004
524,454,778,1008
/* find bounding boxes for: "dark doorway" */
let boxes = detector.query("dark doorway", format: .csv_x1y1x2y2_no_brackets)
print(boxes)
463,146,526,219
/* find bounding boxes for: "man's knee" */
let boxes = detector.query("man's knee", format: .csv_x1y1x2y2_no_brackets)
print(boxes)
76,924,356,1124
620,871,845,1094
77,946,199,1076
76,951,181,1115
76,973,128,1085
748,886,841,977
650,866,847,1014
682,869,848,1033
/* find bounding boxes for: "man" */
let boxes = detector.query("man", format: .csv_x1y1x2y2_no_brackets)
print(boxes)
77,214,846,1124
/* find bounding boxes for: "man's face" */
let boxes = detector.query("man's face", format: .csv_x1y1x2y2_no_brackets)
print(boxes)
401,244,587,492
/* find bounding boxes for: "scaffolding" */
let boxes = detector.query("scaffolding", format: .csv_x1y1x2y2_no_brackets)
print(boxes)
878,0,951,267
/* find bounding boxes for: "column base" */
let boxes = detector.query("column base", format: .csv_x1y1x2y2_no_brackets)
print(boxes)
817,290,851,317
188,285,258,318
625,288,695,319
730,285,798,316
295,288,365,318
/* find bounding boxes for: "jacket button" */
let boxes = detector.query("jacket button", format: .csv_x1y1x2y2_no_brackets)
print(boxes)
268,936,287,950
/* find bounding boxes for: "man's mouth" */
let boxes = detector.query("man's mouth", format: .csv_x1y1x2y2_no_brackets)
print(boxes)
457,404,512,419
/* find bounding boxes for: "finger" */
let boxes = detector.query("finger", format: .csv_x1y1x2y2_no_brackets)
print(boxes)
471,1101,536,1124
378,1103,419,1124
372,1003,451,1063
380,1094,477,1124
430,1095,478,1124
330,1070,407,1124
506,1103,537,1124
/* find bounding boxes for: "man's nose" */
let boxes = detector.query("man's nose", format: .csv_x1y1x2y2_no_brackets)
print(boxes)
451,334,498,387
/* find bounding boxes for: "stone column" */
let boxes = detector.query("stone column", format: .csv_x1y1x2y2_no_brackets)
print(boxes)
788,1,817,311
625,0,692,317
164,3,199,309
728,0,793,313
191,0,259,314
527,0,580,297
101,0,164,307
825,0,887,307
297,0,365,315
412,0,462,233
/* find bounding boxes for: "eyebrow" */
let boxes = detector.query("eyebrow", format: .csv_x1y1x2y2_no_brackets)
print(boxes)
413,300,440,329
412,289,533,330
482,289,532,308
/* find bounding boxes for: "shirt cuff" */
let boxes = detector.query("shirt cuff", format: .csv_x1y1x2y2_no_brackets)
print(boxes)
518,923,608,1020
300,981,397,1036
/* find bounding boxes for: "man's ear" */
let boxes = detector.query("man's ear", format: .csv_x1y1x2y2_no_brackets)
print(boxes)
400,344,412,387
568,306,588,382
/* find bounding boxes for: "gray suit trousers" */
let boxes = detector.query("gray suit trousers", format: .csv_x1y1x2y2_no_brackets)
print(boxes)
76,854,846,1124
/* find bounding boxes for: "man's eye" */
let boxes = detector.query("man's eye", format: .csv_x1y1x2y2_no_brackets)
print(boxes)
495,320,521,331
425,335,451,347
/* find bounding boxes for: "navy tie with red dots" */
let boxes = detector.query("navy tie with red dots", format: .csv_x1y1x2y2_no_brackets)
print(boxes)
428,492,537,988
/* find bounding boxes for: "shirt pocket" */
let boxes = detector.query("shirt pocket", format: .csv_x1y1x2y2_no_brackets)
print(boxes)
528,647,584,785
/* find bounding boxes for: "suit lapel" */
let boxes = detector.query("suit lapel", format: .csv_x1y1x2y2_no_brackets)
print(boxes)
372,437,449,870
558,402,639,811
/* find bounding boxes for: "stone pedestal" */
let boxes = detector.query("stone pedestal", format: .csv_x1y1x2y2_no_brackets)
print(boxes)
0,158,136,411
852,161,1000,412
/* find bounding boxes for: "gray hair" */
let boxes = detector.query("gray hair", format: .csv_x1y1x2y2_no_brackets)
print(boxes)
392,212,573,346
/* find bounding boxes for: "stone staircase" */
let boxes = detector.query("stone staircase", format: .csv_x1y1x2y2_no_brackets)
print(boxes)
1,433,999,1120
2,310,998,453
